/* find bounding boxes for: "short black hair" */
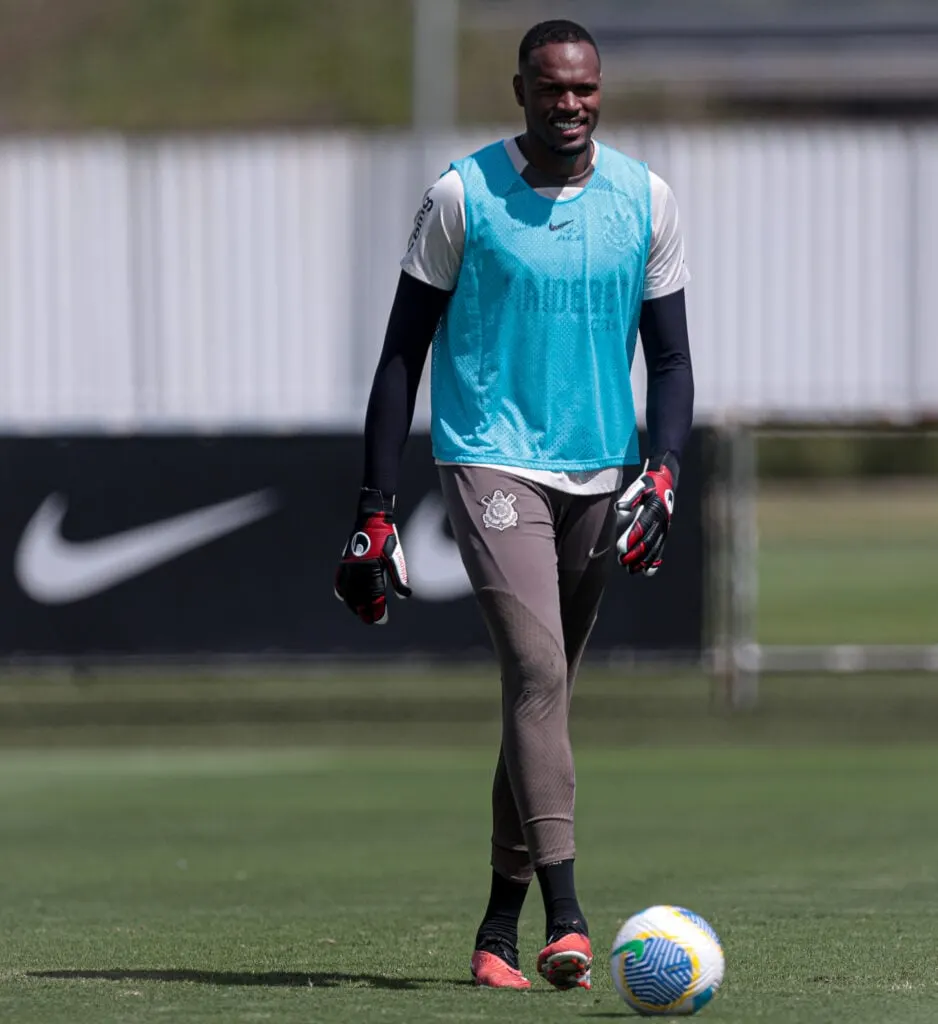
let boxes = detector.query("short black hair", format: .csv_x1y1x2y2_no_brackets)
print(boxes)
518,19,599,69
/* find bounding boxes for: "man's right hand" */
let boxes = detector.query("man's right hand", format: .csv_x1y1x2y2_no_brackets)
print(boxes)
334,488,411,625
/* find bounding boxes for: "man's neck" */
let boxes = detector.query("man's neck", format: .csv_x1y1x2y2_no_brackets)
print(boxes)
516,132,593,181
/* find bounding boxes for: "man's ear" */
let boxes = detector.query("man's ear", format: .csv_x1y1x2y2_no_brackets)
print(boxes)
512,73,524,107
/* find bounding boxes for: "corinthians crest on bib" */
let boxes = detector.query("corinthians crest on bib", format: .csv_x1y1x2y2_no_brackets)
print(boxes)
480,489,518,531
601,210,634,251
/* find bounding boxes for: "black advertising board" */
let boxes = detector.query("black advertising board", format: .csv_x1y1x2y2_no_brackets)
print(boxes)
0,432,709,660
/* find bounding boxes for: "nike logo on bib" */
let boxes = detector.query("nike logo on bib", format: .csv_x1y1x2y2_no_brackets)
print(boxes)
549,220,573,232
15,490,279,604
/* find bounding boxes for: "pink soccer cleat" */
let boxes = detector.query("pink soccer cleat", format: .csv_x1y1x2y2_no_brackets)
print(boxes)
536,928,592,990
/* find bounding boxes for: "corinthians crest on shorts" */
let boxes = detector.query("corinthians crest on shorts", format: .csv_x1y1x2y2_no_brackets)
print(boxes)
480,489,518,531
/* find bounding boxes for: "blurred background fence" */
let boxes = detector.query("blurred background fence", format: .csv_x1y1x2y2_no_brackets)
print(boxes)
2,126,938,428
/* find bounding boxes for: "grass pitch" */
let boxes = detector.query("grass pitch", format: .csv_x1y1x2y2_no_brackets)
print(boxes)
2,744,938,1023
1,475,936,1021
757,480,938,645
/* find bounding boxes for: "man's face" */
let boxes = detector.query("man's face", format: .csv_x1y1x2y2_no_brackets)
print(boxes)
514,41,601,157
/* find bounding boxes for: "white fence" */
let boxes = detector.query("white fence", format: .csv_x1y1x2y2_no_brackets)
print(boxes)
1,125,937,430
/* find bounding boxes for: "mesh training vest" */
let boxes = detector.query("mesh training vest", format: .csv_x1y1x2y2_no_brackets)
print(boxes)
430,140,652,471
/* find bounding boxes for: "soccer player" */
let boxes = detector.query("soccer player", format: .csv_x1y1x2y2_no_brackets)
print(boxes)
335,19,694,991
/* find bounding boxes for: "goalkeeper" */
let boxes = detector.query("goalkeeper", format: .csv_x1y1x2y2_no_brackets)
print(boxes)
335,19,694,993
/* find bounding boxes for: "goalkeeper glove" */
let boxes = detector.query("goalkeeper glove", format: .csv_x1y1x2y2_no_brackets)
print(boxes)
334,488,411,624
615,453,678,577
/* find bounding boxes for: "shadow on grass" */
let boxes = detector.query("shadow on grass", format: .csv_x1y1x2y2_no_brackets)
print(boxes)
28,969,471,990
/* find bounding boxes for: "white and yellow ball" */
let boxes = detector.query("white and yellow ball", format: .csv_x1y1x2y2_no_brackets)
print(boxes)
609,905,725,1015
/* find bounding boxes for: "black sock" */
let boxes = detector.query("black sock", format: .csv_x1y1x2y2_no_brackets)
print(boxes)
475,870,529,947
536,859,588,939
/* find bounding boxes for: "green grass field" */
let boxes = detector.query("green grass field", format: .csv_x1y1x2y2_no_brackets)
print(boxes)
757,481,938,645
2,744,938,1024
1,476,936,1022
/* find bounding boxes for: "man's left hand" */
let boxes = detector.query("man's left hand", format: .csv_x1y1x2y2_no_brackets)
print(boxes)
614,457,677,576
335,488,411,624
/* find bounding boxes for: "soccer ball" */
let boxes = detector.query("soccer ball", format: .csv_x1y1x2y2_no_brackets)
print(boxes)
609,905,725,1015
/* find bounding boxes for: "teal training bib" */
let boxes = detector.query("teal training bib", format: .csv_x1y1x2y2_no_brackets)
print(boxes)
430,140,652,471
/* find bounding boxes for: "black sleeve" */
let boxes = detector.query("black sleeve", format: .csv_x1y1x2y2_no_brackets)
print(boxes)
361,271,452,497
638,288,695,482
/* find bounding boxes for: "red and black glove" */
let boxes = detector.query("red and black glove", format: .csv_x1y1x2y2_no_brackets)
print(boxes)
615,454,678,577
334,488,411,624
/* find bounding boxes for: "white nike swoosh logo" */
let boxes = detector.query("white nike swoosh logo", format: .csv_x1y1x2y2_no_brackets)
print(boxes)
15,490,279,605
400,492,472,602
